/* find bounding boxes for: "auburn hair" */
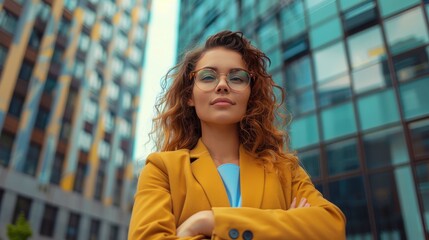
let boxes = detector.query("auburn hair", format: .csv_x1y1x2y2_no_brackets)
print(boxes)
151,31,298,170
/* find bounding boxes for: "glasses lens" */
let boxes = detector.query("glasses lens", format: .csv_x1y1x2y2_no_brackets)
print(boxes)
227,70,250,90
195,69,218,91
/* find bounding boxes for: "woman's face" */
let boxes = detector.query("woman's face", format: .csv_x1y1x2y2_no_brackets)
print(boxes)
188,47,251,127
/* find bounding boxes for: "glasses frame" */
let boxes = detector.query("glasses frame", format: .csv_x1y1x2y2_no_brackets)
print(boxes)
190,68,253,92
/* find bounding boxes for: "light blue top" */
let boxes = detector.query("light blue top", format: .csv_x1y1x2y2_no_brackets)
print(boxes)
217,163,242,207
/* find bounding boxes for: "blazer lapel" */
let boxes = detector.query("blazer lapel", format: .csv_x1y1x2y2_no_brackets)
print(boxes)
240,145,265,208
190,140,230,207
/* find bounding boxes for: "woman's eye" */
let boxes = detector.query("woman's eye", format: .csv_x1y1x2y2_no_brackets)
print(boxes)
199,74,216,81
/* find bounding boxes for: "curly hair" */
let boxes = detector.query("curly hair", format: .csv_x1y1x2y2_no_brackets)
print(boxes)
151,31,298,170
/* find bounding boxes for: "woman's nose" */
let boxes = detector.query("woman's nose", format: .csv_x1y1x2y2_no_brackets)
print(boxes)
215,75,230,93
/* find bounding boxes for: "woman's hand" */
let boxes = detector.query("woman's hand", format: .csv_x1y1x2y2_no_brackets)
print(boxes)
289,197,310,209
177,210,215,237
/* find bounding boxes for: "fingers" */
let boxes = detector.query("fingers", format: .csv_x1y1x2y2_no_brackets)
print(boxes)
289,197,310,209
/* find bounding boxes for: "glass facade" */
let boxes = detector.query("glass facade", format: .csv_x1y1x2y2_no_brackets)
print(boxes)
178,0,429,238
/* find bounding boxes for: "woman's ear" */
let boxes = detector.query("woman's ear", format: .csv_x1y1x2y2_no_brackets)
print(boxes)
188,98,195,106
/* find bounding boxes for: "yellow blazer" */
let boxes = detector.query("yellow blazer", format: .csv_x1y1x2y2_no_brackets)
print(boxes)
129,140,346,240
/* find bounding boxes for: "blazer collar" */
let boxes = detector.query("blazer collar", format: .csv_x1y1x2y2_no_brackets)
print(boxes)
190,139,264,208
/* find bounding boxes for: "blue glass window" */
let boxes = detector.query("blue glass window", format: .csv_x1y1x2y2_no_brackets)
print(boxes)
299,149,320,179
357,89,400,130
317,74,352,107
310,17,342,49
280,0,307,41
378,0,420,17
326,139,360,175
399,77,429,120
329,177,371,237
416,162,429,235
409,119,429,159
347,26,386,69
305,0,338,26
321,102,357,141
384,7,429,55
290,114,320,149
284,56,313,90
363,126,408,169
393,46,429,82
352,60,392,94
313,42,349,82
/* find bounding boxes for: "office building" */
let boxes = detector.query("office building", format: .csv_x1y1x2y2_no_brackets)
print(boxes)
0,0,151,239
178,0,429,239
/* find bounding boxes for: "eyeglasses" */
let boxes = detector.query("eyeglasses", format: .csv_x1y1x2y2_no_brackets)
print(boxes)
190,68,252,91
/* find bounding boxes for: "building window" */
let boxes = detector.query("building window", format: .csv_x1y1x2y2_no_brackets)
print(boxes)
310,16,342,49
28,27,44,50
321,102,357,141
409,118,429,159
113,178,123,207
89,218,101,240
50,153,64,185
326,139,360,176
39,204,58,237
317,74,352,107
35,107,50,130
384,7,429,55
94,161,105,201
0,10,18,35
378,0,420,17
44,75,57,94
78,33,91,52
280,0,307,42
329,176,371,238
313,41,349,83
357,89,400,131
60,121,72,141
79,131,92,152
65,212,80,240
12,195,32,224
363,126,408,169
257,17,280,53
109,224,119,240
305,0,338,26
0,132,14,167
73,60,85,80
399,76,429,120
298,149,321,179
105,112,115,132
122,91,132,109
416,162,429,235
18,61,34,81
290,113,320,149
108,83,119,102
0,44,8,68
393,46,429,83
84,100,98,123
73,162,86,193
23,143,41,176
8,94,24,118
58,17,71,38
83,9,96,27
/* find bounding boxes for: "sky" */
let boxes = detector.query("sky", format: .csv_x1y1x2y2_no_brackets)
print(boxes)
134,0,179,163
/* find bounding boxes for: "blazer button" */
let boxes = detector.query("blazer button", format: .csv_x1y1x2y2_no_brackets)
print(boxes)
228,229,239,239
243,230,253,240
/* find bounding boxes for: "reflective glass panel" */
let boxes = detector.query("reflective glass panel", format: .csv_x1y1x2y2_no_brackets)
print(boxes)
339,0,369,11
370,168,424,240
321,102,357,141
290,114,320,149
378,0,419,17
305,0,338,26
384,7,429,55
326,139,360,175
363,126,408,169
299,149,320,178
310,17,342,49
393,46,429,82
416,163,429,235
268,49,282,72
257,17,280,53
399,77,429,120
314,42,349,82
284,56,313,90
352,60,392,94
409,118,429,159
288,88,316,115
281,0,307,41
357,89,400,130
347,26,386,69
329,177,371,238
317,74,352,107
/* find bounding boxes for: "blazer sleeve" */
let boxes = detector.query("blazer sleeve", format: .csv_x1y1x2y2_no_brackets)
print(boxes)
211,166,346,240
128,153,207,240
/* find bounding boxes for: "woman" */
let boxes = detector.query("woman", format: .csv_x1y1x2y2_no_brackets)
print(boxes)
129,31,346,240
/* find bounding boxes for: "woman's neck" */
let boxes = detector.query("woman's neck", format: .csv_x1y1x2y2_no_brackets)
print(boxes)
200,123,240,166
